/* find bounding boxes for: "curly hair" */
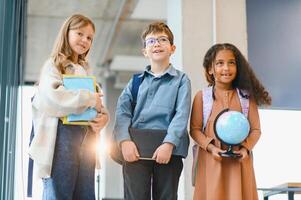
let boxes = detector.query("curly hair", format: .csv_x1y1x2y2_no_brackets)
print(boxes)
203,43,271,106
51,14,95,74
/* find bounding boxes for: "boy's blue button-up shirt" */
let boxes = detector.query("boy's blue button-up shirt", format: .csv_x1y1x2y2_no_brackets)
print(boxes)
113,65,191,158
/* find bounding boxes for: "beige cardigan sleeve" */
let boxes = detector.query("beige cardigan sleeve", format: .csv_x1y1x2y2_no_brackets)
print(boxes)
33,59,97,117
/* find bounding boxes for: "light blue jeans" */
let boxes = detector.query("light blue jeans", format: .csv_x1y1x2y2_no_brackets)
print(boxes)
42,121,96,200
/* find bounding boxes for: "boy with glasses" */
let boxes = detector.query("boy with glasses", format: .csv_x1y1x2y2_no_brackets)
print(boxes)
113,22,191,200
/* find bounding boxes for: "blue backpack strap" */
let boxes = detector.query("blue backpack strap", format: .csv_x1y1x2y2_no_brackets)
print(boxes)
110,73,144,165
131,73,143,110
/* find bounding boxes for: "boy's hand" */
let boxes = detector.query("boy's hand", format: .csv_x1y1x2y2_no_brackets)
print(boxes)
207,143,226,161
152,143,174,164
94,93,103,112
89,107,109,133
121,140,139,162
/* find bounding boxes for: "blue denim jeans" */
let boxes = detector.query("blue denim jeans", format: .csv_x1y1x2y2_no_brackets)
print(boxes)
43,121,96,200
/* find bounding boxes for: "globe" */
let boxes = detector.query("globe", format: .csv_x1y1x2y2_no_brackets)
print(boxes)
214,109,250,146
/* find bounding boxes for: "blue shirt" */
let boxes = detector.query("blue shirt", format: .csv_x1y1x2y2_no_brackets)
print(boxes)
113,65,191,158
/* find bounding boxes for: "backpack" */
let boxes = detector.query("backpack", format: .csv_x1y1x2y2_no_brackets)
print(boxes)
110,73,143,164
191,86,249,186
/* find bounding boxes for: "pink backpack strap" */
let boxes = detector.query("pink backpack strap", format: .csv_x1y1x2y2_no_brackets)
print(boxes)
202,87,249,129
236,88,249,118
202,86,213,132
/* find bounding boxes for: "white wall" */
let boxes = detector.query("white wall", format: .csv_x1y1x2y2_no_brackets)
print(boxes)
255,109,301,199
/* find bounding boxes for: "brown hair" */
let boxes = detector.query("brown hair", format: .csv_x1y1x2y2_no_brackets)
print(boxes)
203,43,272,106
51,14,95,74
141,22,174,47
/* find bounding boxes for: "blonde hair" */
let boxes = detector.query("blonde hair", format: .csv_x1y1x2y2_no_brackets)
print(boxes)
51,14,95,74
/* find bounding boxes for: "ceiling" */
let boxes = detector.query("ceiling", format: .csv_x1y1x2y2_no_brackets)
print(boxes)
25,0,167,84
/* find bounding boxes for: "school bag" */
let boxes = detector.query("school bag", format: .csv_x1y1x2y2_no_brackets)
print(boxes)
110,73,143,164
191,86,249,186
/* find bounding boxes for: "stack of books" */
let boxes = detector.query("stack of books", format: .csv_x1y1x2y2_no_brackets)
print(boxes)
62,75,97,125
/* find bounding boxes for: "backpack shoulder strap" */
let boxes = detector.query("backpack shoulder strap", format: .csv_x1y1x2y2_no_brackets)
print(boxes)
202,87,250,131
202,86,213,131
236,88,249,118
131,73,143,109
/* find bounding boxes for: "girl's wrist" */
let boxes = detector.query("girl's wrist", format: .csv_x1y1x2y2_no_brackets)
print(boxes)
240,146,249,154
207,143,215,153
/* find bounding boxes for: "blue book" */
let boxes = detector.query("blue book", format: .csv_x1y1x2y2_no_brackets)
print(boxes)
62,75,97,125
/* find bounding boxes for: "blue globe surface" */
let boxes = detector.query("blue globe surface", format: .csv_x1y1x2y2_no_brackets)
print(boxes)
215,110,250,145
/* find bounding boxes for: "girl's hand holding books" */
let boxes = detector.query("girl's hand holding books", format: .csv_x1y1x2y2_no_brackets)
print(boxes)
89,106,109,133
94,93,103,112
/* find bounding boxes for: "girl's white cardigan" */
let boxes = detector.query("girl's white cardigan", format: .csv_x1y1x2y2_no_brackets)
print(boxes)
29,58,98,178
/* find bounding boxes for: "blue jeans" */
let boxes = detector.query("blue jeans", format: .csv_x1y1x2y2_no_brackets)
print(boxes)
43,121,96,200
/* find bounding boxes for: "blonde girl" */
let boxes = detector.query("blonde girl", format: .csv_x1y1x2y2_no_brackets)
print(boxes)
29,14,109,200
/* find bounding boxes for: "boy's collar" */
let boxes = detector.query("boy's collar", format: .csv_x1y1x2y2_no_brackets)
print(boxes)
143,64,177,77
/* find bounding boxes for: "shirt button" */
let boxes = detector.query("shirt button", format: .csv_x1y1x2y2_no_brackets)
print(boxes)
140,117,144,122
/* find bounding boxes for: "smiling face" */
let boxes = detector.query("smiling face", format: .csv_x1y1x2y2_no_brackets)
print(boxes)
68,24,94,59
142,32,176,65
210,49,237,88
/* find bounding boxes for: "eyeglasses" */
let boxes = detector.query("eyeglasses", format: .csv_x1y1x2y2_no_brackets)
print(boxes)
144,36,170,47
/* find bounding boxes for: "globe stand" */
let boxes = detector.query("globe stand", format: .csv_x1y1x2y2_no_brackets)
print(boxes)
219,145,242,158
